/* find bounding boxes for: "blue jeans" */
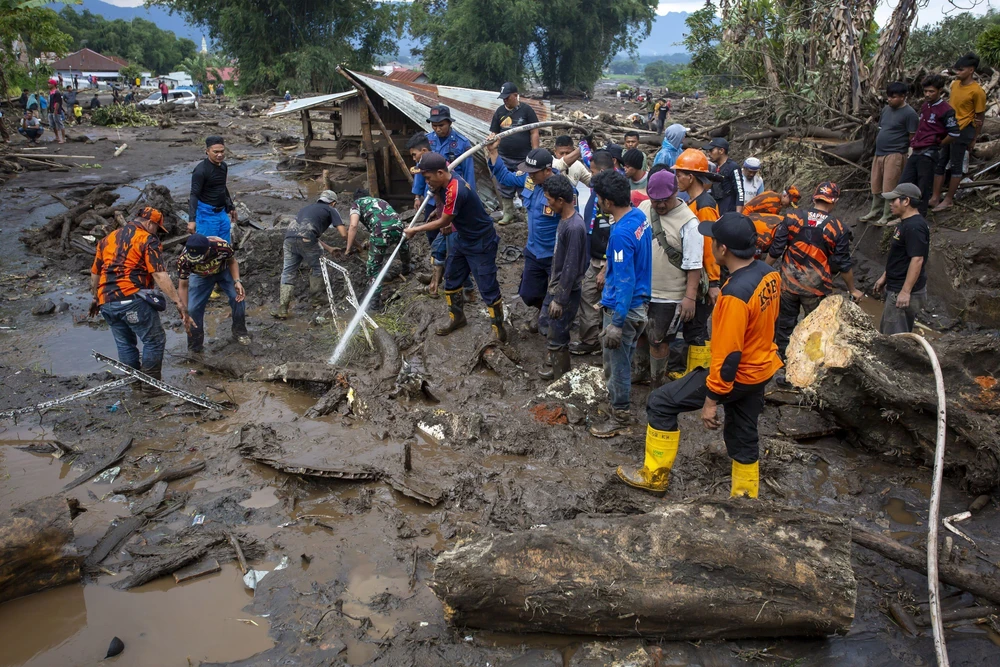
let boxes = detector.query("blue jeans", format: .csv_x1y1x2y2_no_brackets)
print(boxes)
281,237,322,284
100,299,166,373
602,305,647,411
187,270,247,352
195,200,231,243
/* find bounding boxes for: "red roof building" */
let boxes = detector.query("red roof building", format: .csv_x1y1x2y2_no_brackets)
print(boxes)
51,48,126,73
386,68,429,84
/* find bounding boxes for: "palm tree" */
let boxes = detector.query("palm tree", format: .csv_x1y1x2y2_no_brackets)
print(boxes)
178,52,229,85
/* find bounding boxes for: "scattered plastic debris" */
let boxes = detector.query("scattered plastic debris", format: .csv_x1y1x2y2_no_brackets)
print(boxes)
93,466,121,484
191,514,206,526
107,400,122,413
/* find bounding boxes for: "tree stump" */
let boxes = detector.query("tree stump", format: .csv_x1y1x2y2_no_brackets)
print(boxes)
431,500,856,639
786,295,1000,492
0,496,83,604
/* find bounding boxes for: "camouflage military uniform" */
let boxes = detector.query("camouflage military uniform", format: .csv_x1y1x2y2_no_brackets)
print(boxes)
351,196,411,296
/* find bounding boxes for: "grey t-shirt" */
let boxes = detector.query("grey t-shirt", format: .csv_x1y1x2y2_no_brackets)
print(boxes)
286,202,343,241
875,104,919,156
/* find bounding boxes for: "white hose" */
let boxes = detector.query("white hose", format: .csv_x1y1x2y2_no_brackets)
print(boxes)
328,120,585,365
894,332,948,667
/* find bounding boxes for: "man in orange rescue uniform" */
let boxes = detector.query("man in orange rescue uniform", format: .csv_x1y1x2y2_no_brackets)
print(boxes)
670,148,721,379
617,212,782,498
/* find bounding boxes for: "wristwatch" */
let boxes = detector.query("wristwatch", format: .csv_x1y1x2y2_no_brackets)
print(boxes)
234,279,242,284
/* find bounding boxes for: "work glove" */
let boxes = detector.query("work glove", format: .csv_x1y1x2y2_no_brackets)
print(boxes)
547,300,563,320
601,323,623,350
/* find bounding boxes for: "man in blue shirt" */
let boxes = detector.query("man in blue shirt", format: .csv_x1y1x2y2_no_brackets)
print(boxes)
426,105,475,190
486,139,561,334
588,169,652,438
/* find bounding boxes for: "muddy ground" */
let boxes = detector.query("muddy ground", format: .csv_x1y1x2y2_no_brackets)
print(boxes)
1,90,999,667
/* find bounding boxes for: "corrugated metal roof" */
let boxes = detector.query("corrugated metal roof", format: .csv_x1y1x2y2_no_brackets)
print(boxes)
346,70,552,145
266,90,358,117
386,69,427,83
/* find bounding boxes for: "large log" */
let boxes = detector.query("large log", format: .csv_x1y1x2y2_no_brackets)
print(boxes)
431,500,856,639
0,496,83,604
786,296,1000,492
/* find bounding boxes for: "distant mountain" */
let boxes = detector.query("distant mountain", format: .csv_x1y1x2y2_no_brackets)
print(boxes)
634,12,689,57
48,0,206,45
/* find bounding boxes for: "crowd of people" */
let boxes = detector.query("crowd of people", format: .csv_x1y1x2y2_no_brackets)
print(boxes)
88,55,986,500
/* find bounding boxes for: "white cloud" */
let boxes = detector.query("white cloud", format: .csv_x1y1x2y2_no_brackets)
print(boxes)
100,0,146,6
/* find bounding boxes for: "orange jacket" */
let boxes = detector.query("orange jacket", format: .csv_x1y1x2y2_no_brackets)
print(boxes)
749,212,783,258
706,260,783,398
768,207,852,297
688,191,720,285
742,190,783,216
91,223,165,305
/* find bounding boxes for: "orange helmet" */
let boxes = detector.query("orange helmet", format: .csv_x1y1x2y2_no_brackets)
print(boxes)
673,148,711,174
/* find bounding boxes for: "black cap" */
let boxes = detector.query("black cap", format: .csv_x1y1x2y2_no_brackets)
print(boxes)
699,211,757,251
518,148,553,174
498,82,518,99
702,137,729,152
606,143,624,162
426,104,452,123
417,152,448,172
205,135,225,148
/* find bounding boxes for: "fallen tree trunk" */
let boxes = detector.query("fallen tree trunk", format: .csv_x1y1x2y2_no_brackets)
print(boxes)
786,296,1000,492
851,523,1000,605
0,496,83,604
431,500,856,639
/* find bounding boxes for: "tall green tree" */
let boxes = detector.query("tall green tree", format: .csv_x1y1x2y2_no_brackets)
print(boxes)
0,1,75,96
682,1,721,75
56,9,196,73
906,9,1000,68
156,0,401,93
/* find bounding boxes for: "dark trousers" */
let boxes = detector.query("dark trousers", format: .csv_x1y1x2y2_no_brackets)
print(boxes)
444,233,502,304
775,291,822,359
519,248,554,331
668,296,712,372
547,289,582,348
900,150,938,216
646,368,767,464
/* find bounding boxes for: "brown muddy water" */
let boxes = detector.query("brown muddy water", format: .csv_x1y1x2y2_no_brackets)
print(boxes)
3,152,1000,667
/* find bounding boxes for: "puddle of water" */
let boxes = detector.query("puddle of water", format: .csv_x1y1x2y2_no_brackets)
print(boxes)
240,486,279,509
0,564,272,667
884,497,918,525
0,446,73,513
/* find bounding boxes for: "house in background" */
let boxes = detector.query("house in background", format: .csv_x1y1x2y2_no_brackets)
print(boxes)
386,68,429,84
52,48,127,88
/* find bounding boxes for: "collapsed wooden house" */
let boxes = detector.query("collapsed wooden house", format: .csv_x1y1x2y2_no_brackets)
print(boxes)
266,69,552,207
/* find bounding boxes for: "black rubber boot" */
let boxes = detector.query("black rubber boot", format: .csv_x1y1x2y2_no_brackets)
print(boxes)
436,289,467,336
488,299,508,343
539,346,570,381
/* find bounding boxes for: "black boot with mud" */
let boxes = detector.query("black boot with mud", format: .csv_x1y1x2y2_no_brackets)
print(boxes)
589,408,633,438
538,346,570,381
488,298,507,343
436,288,467,336
570,340,601,355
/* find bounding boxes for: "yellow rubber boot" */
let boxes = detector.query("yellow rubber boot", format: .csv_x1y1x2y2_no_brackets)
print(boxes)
730,460,759,498
668,343,712,380
616,425,679,493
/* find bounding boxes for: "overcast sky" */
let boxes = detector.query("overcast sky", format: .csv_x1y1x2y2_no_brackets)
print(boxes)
100,0,990,28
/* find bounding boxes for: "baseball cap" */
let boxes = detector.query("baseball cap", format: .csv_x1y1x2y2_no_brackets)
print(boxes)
319,190,338,203
606,143,624,162
518,148,553,174
498,82,518,99
743,157,761,171
882,182,922,201
136,206,165,229
426,105,452,123
698,211,757,251
417,152,448,172
703,137,730,152
814,181,841,203
784,185,801,203
646,170,678,200
185,233,211,254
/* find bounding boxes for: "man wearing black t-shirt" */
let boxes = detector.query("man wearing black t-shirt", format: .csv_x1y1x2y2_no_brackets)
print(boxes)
490,82,539,225
874,183,929,335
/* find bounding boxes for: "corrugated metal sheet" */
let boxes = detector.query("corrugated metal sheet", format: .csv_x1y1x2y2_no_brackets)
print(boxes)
266,90,358,117
347,70,552,146
386,69,428,84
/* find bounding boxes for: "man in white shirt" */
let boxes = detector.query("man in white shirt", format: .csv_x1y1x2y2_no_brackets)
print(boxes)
741,157,764,200
636,166,703,388
551,135,592,187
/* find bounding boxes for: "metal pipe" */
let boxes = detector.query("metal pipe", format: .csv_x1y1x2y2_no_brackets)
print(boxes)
894,332,949,666
328,120,585,365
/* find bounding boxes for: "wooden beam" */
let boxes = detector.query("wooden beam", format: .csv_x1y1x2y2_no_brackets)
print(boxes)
358,102,380,197
337,67,414,186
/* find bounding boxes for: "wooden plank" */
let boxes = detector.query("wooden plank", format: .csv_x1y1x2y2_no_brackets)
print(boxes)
359,103,380,197
173,558,221,583
62,437,134,491
112,461,206,495
338,67,414,186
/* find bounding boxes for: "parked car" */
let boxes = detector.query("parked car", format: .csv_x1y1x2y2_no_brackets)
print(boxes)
137,90,199,108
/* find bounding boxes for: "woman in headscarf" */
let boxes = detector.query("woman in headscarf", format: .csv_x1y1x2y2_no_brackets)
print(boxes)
653,123,687,168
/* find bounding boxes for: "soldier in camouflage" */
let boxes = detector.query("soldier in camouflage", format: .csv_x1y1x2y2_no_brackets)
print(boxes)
345,189,411,310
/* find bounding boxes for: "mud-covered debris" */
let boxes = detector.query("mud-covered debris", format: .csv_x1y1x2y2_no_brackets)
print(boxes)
774,405,839,440
253,362,350,385
540,365,606,406
105,637,125,659
304,384,350,418
30,299,56,316
417,409,483,446
0,496,83,605
528,403,569,426
393,358,438,402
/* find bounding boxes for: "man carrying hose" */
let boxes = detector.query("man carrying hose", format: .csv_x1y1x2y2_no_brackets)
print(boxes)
404,152,507,342
344,189,411,312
